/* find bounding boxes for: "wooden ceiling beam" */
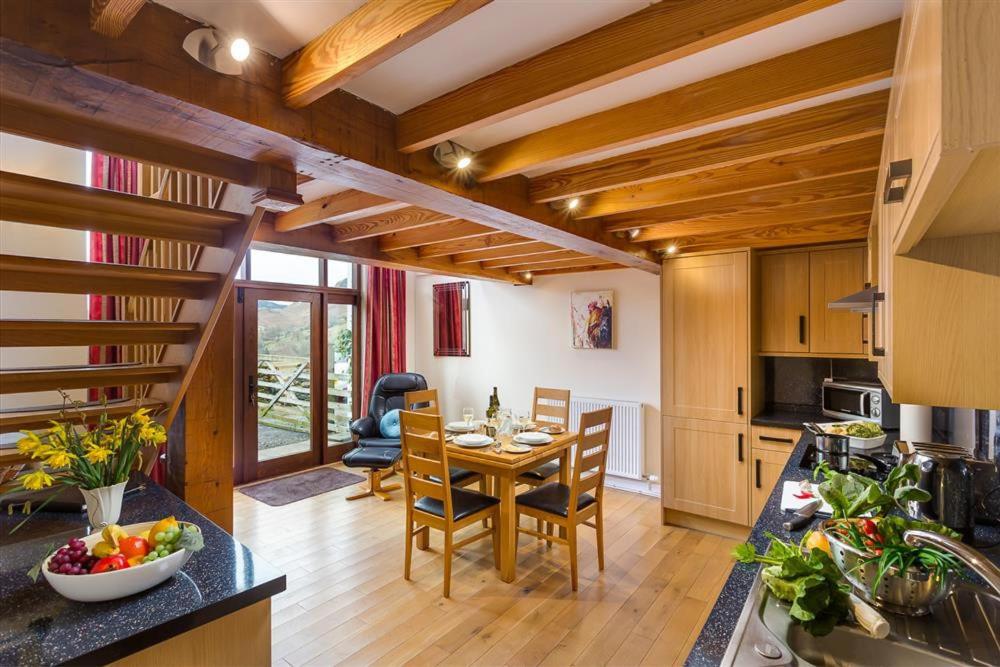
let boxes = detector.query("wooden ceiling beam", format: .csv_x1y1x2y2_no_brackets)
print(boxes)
505,256,615,273
254,217,529,285
475,20,899,181
528,263,623,277
481,249,584,269
652,216,870,253
90,0,145,37
635,194,875,242
604,170,877,232
274,190,406,232
377,219,494,252
329,207,457,243
283,0,492,108
577,135,883,219
395,0,838,152
417,231,535,259
0,1,657,273
529,89,890,203
451,241,559,264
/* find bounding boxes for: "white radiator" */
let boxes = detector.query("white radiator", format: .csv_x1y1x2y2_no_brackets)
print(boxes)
569,397,644,480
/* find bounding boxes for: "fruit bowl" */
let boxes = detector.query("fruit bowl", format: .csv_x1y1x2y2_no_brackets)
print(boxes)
42,521,194,602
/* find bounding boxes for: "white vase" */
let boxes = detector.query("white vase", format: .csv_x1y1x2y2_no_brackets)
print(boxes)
79,481,128,529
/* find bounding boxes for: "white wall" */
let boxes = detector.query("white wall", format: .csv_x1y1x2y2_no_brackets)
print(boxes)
409,268,662,478
0,133,89,410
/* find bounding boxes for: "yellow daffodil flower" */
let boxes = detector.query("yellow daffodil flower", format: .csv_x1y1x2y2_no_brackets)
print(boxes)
21,469,55,491
84,447,114,464
44,450,77,469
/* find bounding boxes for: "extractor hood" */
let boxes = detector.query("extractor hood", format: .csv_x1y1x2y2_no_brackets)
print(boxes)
828,285,882,312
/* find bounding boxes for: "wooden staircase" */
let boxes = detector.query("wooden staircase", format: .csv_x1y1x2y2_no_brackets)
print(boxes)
0,168,263,470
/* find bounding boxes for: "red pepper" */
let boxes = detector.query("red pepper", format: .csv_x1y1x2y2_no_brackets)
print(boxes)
793,492,814,499
90,554,129,573
862,519,878,537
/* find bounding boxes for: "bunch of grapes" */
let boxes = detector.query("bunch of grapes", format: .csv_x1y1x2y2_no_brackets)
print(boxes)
48,538,98,575
142,524,182,563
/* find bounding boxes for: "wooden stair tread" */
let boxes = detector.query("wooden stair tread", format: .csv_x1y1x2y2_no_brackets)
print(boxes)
0,398,166,433
0,364,182,394
0,320,198,346
0,255,219,299
0,170,243,247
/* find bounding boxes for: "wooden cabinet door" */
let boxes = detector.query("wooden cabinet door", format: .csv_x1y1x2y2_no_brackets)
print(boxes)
750,447,792,524
662,416,749,526
808,248,865,355
662,252,748,422
760,252,809,354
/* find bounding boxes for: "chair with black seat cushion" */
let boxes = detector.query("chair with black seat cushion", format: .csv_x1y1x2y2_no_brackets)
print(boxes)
516,388,571,534
514,407,612,591
400,410,500,597
405,388,491,501
343,372,427,501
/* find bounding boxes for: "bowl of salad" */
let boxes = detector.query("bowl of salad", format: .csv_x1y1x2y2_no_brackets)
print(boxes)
821,420,886,451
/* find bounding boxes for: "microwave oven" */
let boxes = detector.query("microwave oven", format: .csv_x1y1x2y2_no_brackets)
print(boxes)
821,379,899,428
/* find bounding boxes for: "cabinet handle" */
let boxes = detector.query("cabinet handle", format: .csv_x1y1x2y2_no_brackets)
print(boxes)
248,374,257,405
755,459,762,489
737,433,744,462
737,387,744,416
759,435,794,444
883,159,912,204
799,315,806,345
871,289,885,357
861,313,869,347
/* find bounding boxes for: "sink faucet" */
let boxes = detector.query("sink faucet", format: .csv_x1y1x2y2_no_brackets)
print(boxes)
904,530,1000,595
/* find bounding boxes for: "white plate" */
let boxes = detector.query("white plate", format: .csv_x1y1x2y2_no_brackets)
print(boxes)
503,443,531,454
455,433,493,448
514,432,553,445
815,421,888,451
445,421,477,432
42,521,195,602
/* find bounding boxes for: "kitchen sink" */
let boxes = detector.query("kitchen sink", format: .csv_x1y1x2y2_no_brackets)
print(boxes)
723,568,1000,666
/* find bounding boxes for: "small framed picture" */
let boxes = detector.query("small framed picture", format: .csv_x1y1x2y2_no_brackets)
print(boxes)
571,290,613,349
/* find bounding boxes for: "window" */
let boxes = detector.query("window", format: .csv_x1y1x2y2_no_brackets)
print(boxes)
248,248,319,286
327,259,353,289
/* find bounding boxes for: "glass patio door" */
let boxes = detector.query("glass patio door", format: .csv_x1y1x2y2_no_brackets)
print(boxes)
241,287,323,480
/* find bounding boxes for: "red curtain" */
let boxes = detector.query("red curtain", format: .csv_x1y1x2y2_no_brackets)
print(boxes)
362,266,407,410
88,154,145,401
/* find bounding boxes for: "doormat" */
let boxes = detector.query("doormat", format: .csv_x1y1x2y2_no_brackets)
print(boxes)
239,467,364,507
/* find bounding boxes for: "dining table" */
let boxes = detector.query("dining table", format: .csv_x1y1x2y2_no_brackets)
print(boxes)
419,426,577,583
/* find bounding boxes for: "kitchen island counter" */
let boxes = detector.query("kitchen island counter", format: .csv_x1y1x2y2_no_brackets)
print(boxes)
0,480,285,666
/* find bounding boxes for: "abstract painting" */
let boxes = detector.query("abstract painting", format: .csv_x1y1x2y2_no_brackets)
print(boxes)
571,290,613,349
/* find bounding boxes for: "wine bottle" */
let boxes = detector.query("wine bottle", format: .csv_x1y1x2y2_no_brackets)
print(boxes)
486,386,499,419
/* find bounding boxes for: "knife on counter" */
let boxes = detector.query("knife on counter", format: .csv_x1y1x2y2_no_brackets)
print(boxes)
783,498,822,531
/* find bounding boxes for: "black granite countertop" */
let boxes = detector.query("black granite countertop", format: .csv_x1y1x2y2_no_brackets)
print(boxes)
750,403,828,430
685,431,1000,666
0,481,285,666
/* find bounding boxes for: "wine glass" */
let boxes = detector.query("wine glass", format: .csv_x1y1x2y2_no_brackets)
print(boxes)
462,407,474,427
519,411,532,432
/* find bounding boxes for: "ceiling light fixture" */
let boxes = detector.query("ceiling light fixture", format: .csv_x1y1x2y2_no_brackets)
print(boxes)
456,155,472,169
628,228,640,240
433,140,476,173
230,37,251,62
666,243,678,254
566,197,580,211
523,271,533,281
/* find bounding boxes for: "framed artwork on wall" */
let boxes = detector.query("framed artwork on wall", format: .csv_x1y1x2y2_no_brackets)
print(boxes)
433,281,471,356
571,290,613,349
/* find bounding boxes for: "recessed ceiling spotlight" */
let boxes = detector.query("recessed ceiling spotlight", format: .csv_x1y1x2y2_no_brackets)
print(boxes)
230,37,251,62
666,243,678,254
566,197,580,211
523,271,533,280
433,140,476,174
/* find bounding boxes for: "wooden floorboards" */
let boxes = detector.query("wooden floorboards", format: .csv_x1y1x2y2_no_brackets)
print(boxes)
233,465,738,667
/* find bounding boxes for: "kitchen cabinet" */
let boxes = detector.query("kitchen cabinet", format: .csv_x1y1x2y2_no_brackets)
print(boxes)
759,252,809,355
662,416,748,526
662,251,748,423
749,426,801,523
808,248,865,356
759,246,866,357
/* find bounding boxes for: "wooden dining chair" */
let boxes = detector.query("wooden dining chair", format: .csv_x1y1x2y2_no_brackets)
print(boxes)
400,410,500,597
514,407,612,591
516,388,571,534
404,388,491,501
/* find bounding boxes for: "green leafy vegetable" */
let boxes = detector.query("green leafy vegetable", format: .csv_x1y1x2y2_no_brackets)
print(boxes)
845,422,884,438
813,462,930,518
731,532,851,637
174,524,204,553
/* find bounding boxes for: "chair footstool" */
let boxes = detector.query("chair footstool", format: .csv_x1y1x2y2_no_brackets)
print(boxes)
347,468,400,501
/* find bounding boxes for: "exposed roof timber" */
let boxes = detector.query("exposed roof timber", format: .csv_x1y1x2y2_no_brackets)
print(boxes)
474,20,899,181
604,171,877,232
90,0,145,37
254,216,529,285
377,219,495,252
395,0,839,152
417,231,534,259
274,189,406,231
0,97,258,185
0,1,658,273
282,0,492,108
577,134,883,219
481,249,585,269
505,256,616,273
528,263,623,277
451,241,560,264
654,215,870,253
634,193,875,242
329,206,458,243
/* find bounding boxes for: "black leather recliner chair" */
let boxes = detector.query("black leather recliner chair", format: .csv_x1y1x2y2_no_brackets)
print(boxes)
343,372,427,500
